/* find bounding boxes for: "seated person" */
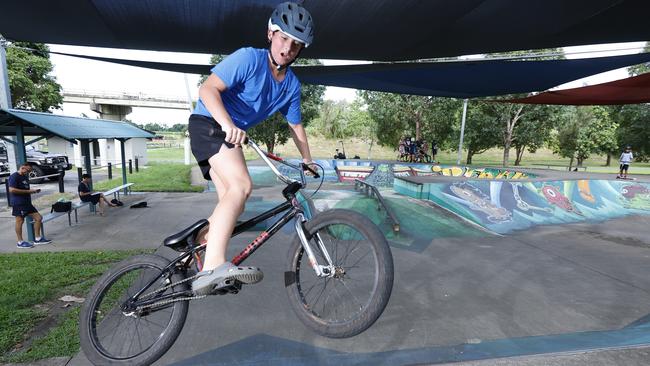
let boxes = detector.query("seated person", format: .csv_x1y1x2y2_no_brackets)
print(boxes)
78,174,116,215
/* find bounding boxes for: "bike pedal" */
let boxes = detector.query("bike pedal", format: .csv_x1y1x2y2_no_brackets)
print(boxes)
210,279,242,295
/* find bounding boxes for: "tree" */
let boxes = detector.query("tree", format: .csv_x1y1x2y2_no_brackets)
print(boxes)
608,103,650,161
511,105,566,165
483,48,565,166
359,91,459,150
553,106,618,168
460,101,501,164
247,58,325,152
627,42,650,76
6,42,62,111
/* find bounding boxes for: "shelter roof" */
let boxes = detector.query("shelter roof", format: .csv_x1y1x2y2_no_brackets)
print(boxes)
503,73,650,105
1,0,649,61
0,109,155,140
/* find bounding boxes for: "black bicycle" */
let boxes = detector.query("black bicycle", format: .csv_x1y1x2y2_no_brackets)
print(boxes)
79,134,394,366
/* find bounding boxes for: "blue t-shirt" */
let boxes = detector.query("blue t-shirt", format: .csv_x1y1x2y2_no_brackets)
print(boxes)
8,172,31,206
193,47,302,130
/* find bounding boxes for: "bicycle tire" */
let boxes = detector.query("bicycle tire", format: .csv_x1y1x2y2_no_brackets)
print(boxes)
79,254,189,366
285,209,394,338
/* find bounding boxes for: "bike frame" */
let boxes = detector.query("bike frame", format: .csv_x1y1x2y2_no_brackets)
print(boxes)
125,138,331,310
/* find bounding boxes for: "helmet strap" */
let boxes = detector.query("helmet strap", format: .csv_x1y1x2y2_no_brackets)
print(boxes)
267,47,303,72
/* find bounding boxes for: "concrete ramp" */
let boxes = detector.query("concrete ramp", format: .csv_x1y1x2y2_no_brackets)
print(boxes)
394,178,650,234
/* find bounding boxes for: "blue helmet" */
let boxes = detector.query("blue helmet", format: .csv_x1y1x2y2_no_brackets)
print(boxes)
268,2,314,47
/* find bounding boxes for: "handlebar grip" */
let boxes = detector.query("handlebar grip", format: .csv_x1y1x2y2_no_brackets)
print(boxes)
302,163,320,179
208,127,248,145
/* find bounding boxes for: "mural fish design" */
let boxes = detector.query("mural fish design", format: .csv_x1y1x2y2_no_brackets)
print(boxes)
541,185,582,215
621,184,649,199
450,182,512,223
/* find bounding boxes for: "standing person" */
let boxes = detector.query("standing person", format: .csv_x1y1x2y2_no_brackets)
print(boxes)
431,139,438,163
618,145,634,179
78,174,116,216
8,163,52,248
188,2,316,295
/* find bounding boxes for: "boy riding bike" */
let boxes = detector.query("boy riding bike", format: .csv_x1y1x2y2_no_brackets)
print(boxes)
188,2,317,295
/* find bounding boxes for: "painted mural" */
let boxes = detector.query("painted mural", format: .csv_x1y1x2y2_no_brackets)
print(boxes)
394,179,650,234
252,159,535,186
312,189,487,251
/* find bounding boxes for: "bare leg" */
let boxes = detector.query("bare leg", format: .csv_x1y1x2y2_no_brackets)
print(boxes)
98,199,105,215
15,216,24,242
202,147,252,271
30,212,43,238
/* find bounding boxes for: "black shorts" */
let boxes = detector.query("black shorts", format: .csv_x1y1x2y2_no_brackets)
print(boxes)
620,164,630,171
188,114,236,180
12,203,38,217
82,194,101,205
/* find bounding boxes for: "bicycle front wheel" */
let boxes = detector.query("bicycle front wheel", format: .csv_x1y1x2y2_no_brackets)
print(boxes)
79,254,189,366
285,209,394,338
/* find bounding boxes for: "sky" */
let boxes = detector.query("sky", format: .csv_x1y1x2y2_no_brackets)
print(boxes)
47,41,647,126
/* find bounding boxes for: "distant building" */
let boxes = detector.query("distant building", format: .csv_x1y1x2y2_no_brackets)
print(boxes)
47,137,149,167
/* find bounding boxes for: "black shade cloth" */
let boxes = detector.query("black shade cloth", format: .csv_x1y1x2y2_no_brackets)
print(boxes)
51,50,650,98
1,0,649,61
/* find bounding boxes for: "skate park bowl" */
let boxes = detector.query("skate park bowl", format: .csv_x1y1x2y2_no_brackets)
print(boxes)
179,160,650,365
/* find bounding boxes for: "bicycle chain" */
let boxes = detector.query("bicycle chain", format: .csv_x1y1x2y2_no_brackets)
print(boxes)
135,272,205,311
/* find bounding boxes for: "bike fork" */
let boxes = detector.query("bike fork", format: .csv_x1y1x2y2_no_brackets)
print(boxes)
294,213,335,278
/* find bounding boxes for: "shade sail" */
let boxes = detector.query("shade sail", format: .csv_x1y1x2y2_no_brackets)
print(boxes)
503,73,650,105
1,0,649,61
51,50,650,98
0,109,155,139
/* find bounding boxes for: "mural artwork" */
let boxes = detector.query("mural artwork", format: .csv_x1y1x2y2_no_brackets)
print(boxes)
395,179,650,234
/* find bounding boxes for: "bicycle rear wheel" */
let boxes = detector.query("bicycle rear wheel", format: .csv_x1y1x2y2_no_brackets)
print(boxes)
79,254,189,365
285,209,394,338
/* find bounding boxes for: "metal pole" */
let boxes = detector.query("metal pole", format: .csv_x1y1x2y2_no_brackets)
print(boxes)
1,37,18,174
108,162,112,180
119,139,128,195
128,159,132,174
81,140,92,190
457,99,469,165
183,74,194,166
58,167,64,193
0,37,11,110
135,157,139,172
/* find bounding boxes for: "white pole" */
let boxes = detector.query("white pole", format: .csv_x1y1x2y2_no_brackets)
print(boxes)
457,99,469,165
183,74,193,165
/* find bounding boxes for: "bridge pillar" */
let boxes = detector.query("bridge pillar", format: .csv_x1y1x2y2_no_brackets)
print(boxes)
90,103,132,121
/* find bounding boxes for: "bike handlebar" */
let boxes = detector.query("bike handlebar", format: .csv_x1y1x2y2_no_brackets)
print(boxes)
207,127,320,179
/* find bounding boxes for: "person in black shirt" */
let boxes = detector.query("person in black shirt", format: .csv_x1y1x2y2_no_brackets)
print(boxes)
8,163,51,248
78,174,117,216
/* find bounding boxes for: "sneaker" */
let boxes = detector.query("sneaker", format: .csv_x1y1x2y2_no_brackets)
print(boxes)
192,262,263,296
17,241,34,249
33,237,52,245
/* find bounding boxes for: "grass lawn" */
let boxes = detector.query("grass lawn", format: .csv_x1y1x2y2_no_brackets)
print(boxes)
93,162,204,192
0,250,150,363
142,137,650,175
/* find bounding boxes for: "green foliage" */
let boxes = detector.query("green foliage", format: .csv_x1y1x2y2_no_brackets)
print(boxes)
6,42,62,112
608,103,650,161
0,250,148,362
627,42,650,76
553,106,618,166
459,101,502,164
359,91,460,149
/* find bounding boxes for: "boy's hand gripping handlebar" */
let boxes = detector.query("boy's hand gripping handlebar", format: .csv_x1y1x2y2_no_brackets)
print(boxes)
207,127,320,179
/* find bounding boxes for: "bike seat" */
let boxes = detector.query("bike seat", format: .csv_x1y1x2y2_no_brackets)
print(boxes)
163,219,209,251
